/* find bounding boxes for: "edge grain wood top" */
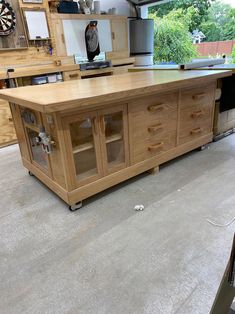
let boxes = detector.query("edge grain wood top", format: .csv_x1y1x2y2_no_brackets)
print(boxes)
0,70,231,113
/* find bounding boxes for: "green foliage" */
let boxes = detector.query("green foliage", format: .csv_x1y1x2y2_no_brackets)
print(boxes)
201,1,235,41
153,18,197,64
149,0,235,42
232,45,235,63
149,0,214,32
223,8,235,40
200,21,223,41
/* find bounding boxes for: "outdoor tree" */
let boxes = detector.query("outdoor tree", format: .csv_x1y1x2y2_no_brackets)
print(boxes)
232,45,235,63
149,0,235,42
200,1,235,41
149,0,214,32
152,16,197,64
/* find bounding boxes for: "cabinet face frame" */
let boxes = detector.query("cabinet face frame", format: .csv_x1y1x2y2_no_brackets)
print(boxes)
62,110,103,188
98,104,130,176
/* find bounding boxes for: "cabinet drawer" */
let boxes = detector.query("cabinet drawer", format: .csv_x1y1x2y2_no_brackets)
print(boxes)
132,130,176,164
179,119,212,145
181,83,215,110
129,92,178,129
180,104,213,129
129,92,178,164
63,70,81,81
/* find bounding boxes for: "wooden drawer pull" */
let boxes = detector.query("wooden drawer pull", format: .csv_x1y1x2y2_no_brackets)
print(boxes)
190,127,202,135
148,123,163,133
148,104,165,112
148,142,164,151
191,110,204,118
69,73,79,79
192,93,206,100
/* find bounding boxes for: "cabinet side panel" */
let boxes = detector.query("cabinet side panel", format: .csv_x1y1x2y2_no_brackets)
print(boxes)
10,103,31,162
42,113,66,189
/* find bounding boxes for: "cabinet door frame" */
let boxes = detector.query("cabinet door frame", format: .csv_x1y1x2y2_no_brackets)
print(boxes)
62,111,103,189
22,110,52,177
98,104,130,176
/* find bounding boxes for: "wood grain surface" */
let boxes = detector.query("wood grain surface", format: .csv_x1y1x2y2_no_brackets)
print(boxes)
0,70,231,113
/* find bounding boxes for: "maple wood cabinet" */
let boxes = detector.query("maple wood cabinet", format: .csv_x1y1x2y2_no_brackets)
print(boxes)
0,71,230,209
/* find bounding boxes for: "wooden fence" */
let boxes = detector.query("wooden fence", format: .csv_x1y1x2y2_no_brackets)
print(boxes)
195,40,235,56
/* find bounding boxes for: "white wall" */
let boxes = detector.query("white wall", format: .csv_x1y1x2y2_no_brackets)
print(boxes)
100,0,131,16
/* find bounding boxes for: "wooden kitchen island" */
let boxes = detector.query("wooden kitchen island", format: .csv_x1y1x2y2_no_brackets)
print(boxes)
0,70,231,210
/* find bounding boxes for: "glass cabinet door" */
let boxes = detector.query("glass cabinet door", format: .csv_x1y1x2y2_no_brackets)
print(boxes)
68,113,101,185
100,105,129,174
26,127,48,170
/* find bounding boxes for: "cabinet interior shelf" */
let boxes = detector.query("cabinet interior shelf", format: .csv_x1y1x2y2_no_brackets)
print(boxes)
73,134,122,154
73,142,93,154
106,133,122,144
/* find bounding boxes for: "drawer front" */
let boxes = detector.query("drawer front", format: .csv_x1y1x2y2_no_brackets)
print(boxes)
180,82,215,110
63,70,81,81
180,103,212,129
179,83,215,145
130,93,178,123
179,119,212,145
129,92,178,164
132,130,176,164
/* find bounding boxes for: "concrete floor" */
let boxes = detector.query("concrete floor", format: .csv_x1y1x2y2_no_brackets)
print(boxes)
0,135,235,314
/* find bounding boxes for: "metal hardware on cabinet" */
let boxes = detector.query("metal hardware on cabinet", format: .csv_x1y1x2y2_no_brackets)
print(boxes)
38,127,55,154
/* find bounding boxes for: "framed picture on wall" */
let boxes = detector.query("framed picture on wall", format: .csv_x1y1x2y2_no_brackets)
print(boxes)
0,0,28,50
22,8,50,41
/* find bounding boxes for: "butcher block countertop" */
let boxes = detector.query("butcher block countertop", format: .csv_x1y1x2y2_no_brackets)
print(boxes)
0,70,231,113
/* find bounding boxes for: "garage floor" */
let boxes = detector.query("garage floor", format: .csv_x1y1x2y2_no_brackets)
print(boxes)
0,135,235,314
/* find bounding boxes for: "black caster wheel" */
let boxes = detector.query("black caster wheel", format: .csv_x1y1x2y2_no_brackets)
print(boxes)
69,201,83,212
28,171,34,176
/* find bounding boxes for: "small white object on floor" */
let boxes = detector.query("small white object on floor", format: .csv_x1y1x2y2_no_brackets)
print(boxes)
135,205,145,211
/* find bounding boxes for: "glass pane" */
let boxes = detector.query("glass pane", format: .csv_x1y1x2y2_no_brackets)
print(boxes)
27,128,47,169
73,149,97,181
69,118,98,181
104,112,125,166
